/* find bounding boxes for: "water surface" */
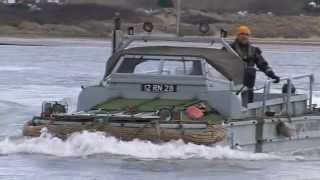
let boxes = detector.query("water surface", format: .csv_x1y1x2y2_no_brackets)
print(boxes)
0,40,320,180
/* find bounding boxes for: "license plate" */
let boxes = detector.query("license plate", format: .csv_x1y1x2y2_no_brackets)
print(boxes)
142,84,177,93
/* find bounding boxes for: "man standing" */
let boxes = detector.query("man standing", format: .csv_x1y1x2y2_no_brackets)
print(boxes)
231,26,280,105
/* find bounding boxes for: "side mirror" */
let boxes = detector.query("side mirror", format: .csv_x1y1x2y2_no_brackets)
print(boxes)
128,27,135,35
220,29,228,38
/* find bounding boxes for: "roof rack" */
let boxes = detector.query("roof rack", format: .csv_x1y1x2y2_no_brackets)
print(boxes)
110,0,239,57
111,29,239,57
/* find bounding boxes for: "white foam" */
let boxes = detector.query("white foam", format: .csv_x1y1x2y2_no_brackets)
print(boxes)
0,66,39,72
0,131,296,161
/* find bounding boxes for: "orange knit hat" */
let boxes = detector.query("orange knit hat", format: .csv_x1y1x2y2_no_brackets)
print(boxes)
237,25,251,35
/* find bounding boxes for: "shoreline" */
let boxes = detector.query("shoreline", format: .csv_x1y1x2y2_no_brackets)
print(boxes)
1,36,320,47
250,38,320,46
0,36,110,47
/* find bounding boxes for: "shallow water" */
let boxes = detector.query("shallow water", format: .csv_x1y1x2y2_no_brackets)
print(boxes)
0,40,320,180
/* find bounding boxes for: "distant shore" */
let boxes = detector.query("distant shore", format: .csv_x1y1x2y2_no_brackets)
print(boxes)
0,36,110,47
250,38,320,46
1,4,320,40
1,36,320,47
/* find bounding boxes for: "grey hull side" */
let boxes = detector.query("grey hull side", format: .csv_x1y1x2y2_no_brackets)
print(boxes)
225,115,320,153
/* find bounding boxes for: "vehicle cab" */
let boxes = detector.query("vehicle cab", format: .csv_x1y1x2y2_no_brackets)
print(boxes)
77,40,246,118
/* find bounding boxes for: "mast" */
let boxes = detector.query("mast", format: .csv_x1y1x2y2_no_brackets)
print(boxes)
176,0,181,36
112,13,122,55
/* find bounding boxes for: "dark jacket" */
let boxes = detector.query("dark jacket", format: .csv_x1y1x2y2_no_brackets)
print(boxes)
231,40,276,88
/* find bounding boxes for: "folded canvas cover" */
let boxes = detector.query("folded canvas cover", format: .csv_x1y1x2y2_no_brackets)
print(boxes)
104,46,245,85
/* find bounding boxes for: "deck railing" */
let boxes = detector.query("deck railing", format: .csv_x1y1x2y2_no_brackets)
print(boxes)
261,74,314,117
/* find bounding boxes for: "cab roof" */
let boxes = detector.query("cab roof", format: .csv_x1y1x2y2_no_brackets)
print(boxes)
104,46,245,85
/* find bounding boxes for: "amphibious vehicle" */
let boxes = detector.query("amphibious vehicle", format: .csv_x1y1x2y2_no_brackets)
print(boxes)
23,16,319,153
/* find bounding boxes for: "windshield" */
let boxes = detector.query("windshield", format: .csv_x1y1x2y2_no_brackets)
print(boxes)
116,55,203,76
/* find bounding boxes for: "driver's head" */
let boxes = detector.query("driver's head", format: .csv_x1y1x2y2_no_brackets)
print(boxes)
236,26,251,45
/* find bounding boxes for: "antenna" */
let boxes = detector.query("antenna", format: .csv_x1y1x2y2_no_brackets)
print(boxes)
176,0,181,36
112,13,122,55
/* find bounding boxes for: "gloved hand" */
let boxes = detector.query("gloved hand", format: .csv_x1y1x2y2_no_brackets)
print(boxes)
266,71,280,83
272,75,280,83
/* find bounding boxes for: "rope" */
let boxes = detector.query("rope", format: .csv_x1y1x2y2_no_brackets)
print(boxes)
131,120,160,139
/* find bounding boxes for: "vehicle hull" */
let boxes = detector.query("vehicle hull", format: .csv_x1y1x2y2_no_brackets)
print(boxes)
23,114,320,153
23,119,226,145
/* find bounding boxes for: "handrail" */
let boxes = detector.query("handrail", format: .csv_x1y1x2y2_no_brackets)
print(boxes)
261,74,314,117
118,34,218,52
116,34,240,58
